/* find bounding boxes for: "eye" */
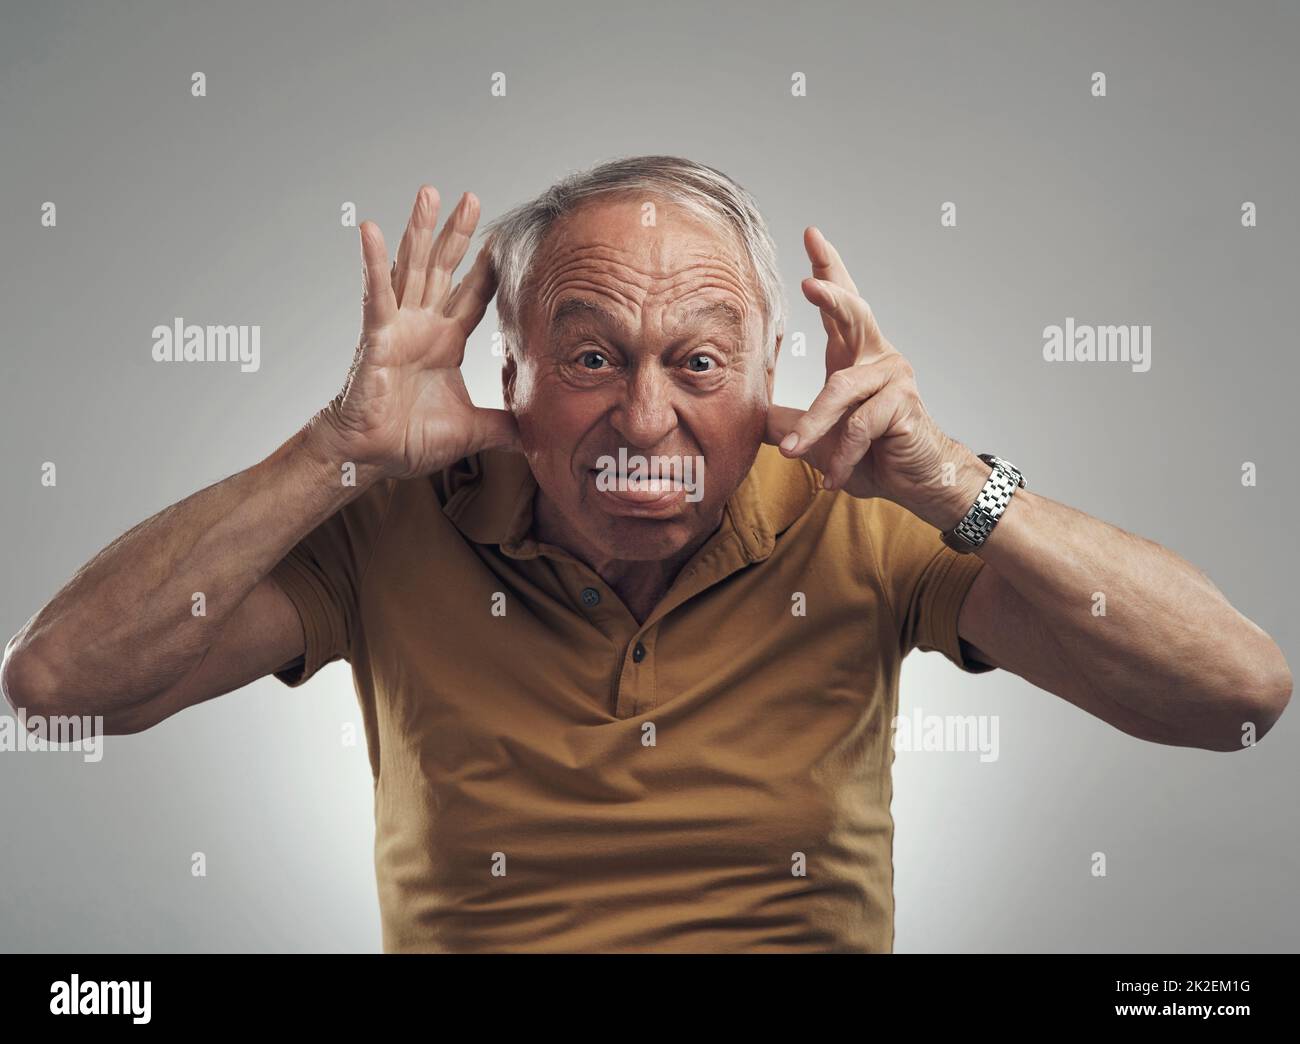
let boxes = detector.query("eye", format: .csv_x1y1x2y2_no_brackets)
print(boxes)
685,353,716,373
579,350,608,370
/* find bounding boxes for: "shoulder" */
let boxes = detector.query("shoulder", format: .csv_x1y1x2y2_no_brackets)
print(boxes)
747,443,919,544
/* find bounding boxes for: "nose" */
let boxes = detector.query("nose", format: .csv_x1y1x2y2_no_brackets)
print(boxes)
608,361,679,449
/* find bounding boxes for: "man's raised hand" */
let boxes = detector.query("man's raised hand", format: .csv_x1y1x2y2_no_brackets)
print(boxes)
765,226,981,530
319,185,520,481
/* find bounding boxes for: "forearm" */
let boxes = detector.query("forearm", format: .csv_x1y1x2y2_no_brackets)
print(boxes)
932,450,1291,739
4,415,381,714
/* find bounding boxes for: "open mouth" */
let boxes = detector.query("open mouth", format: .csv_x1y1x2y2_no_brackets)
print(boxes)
586,468,689,513
590,469,686,491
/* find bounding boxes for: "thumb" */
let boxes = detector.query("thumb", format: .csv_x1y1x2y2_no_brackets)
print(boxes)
764,404,806,451
765,403,833,478
470,406,523,455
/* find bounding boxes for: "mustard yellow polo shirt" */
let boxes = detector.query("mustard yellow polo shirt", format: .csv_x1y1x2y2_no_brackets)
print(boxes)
268,443,993,953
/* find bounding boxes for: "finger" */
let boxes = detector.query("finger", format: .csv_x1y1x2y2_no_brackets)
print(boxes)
359,221,397,329
801,276,861,365
446,245,499,332
394,185,440,308
423,192,480,311
801,277,890,369
804,226,860,298
776,359,896,458
764,401,858,490
822,386,908,490
470,406,523,455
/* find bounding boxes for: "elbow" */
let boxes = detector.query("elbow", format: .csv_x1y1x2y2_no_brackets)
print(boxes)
3,635,133,742
1208,648,1292,751
4,630,168,737
1,634,61,721
1244,656,1292,743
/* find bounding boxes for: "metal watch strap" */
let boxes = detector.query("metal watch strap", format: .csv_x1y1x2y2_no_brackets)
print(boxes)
940,453,1026,554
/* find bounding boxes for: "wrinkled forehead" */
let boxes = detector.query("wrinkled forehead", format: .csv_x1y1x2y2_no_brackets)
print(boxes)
522,194,762,328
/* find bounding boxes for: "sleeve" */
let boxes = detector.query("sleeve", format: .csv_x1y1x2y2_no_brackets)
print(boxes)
265,480,395,688
861,497,997,675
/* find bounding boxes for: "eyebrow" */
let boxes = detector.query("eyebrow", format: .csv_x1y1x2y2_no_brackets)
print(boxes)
549,297,615,332
675,300,745,334
548,297,746,336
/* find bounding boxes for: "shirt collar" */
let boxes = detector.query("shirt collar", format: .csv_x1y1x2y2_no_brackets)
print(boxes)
441,443,819,564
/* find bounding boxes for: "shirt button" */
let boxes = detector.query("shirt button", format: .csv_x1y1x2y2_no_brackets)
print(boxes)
580,587,601,607
632,642,646,663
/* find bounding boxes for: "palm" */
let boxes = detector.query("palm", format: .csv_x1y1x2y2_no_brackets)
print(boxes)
329,185,519,480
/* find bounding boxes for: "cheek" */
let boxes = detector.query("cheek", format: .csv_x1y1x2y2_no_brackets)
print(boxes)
710,366,770,426
514,385,606,478
718,355,774,420
685,389,768,484
520,388,599,434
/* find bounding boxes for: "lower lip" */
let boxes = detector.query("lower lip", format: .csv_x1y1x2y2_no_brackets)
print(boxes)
587,470,689,516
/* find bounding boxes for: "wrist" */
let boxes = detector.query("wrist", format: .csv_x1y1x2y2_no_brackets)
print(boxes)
296,408,391,494
911,442,992,532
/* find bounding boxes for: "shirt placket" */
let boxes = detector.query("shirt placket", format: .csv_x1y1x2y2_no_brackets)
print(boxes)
506,507,765,721
614,627,655,719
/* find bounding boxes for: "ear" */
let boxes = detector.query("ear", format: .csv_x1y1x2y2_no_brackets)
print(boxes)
765,331,782,402
502,353,518,411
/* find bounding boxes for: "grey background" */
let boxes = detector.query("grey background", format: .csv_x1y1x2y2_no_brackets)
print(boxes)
1,0,1296,952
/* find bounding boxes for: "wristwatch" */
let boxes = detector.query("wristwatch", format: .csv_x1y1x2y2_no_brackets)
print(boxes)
940,453,1026,554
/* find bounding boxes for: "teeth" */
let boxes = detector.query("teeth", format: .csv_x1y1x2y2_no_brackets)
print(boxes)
589,470,683,491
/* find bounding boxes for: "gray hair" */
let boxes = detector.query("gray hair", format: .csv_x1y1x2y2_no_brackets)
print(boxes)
480,155,786,364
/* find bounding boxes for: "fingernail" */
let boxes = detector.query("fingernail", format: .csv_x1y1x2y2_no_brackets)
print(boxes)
822,474,835,490
780,433,799,453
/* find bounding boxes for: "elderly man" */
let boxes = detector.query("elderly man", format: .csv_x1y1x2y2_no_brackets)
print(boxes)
2,155,1291,953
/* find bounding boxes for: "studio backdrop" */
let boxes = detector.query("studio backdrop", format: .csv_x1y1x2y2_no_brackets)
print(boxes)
1,0,1295,952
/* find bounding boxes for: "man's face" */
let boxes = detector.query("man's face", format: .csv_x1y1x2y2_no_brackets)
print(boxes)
503,195,778,563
